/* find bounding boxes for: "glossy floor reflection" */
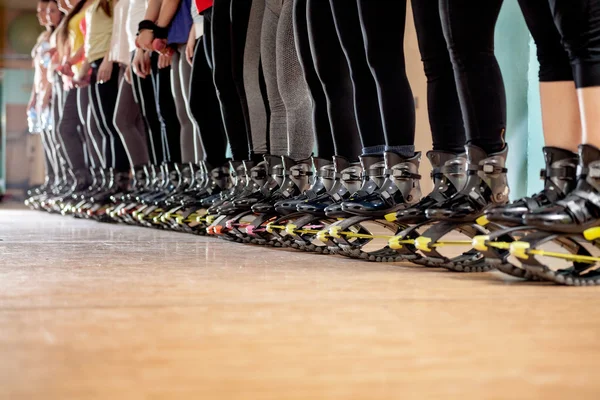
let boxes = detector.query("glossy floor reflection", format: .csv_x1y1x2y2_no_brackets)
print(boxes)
1,207,600,399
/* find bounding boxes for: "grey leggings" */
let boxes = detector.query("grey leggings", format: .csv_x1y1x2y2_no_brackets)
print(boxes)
261,0,314,160
58,88,87,172
244,0,269,154
171,44,204,163
114,65,150,167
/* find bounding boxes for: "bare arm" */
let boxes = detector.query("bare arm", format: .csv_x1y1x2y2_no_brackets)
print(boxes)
137,0,163,49
156,0,182,28
143,0,163,22
68,46,86,65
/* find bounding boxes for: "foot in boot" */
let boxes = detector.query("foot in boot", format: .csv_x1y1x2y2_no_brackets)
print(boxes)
218,156,275,215
195,162,241,209
251,156,312,214
273,157,335,214
486,147,578,225
426,144,510,222
297,160,362,215
393,151,467,224
340,151,421,218
324,154,385,218
525,144,600,233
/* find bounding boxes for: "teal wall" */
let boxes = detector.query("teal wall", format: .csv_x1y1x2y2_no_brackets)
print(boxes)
495,1,531,200
0,69,34,194
526,41,546,195
495,1,546,199
0,79,3,195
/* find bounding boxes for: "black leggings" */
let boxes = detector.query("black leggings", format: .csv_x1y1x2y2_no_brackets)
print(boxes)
545,0,600,88
438,0,598,154
329,0,385,155
155,62,181,163
89,60,130,172
210,2,253,161
293,0,334,159
78,86,103,168
295,0,361,160
190,36,228,168
518,0,573,83
132,51,165,164
440,0,507,154
412,0,465,154
356,0,415,155
518,0,600,89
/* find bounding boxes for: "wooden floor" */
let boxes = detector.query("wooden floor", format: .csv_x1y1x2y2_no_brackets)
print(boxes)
1,205,600,399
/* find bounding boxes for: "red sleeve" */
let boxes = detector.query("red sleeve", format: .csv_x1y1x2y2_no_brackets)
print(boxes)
194,0,213,13
80,17,86,37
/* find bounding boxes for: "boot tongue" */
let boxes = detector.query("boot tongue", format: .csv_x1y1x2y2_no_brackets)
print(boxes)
544,146,578,165
426,150,460,168
281,156,296,170
359,154,384,170
383,151,406,168
332,156,351,172
229,160,244,170
357,155,385,192
243,160,256,171
263,154,283,170
311,156,332,170
579,144,600,166
465,144,487,165
578,144,600,191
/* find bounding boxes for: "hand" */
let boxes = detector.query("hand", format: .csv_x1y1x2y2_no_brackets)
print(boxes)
41,90,52,109
124,65,132,84
74,61,92,87
77,60,91,79
97,58,113,84
27,96,36,112
73,71,91,88
63,77,74,91
136,29,155,51
185,27,196,66
158,52,172,69
152,38,167,53
44,47,57,58
57,61,74,77
132,48,150,78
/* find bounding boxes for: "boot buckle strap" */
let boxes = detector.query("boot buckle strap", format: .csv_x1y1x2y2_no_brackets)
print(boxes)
569,189,600,209
469,164,507,175
289,169,313,178
577,165,589,178
272,165,285,175
440,163,466,176
341,173,361,181
430,167,443,178
318,168,338,180
588,162,600,179
211,170,229,179
386,168,421,180
540,166,576,180
368,166,387,178
250,170,267,179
